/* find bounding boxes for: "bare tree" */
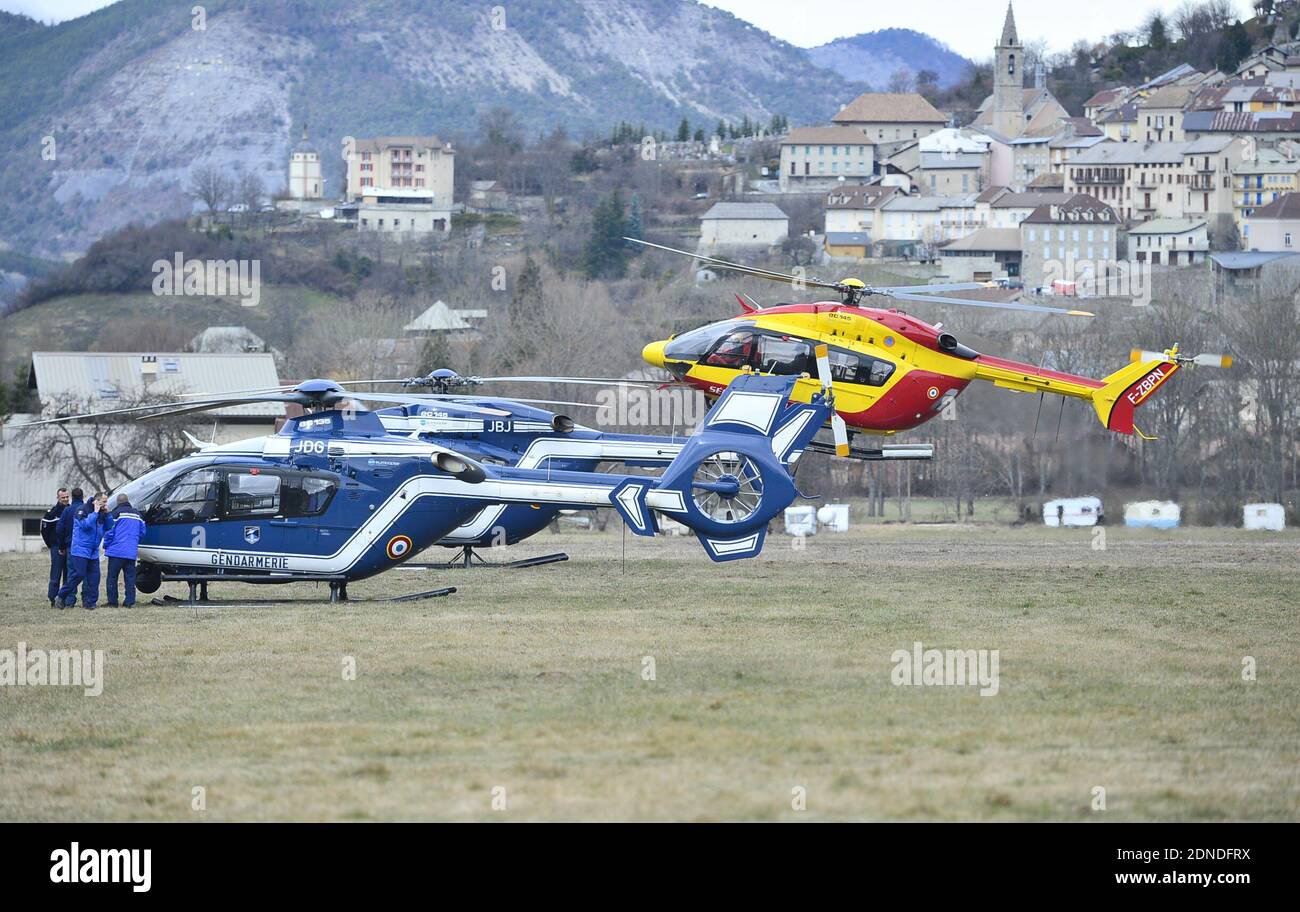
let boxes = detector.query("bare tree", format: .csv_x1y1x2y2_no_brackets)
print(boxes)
21,391,195,494
237,172,265,224
189,165,232,215
886,69,915,94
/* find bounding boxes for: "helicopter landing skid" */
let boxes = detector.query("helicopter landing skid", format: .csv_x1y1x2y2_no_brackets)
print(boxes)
406,545,570,570
149,574,455,606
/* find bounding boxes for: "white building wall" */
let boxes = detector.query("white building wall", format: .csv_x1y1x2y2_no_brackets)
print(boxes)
701,218,788,247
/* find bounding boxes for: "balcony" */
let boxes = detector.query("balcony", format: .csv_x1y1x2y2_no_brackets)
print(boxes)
1074,171,1125,184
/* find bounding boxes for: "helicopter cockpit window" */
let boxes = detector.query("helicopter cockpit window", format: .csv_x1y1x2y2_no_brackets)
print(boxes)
665,319,754,363
702,329,759,369
756,334,814,376
150,468,221,524
225,471,282,517
113,460,200,513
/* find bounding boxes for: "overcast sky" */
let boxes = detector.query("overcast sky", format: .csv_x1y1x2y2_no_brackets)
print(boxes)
0,0,1255,60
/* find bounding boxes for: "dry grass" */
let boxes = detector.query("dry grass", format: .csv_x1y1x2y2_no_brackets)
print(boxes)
1,523,1297,821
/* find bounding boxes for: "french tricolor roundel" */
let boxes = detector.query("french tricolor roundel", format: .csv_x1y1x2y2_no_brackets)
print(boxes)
386,535,413,560
926,386,941,400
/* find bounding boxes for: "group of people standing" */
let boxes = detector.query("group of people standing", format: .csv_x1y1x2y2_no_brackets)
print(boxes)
40,487,146,610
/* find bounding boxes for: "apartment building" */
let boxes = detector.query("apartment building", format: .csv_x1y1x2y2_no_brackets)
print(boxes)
1065,139,1239,226
1019,194,1123,288
1129,218,1209,265
346,135,455,204
1233,144,1300,230
779,126,875,191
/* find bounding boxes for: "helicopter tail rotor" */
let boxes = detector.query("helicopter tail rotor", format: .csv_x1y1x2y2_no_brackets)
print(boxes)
813,343,850,457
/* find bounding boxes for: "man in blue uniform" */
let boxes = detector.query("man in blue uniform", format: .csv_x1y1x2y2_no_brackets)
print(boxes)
103,493,145,608
40,487,70,608
54,488,85,609
65,492,114,611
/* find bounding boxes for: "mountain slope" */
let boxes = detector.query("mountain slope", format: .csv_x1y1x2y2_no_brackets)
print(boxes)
0,0,864,256
807,28,972,90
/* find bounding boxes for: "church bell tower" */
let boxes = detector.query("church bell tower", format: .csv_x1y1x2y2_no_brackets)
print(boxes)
993,3,1024,137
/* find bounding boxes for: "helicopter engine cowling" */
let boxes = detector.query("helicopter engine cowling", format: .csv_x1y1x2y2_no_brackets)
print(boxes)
434,452,487,484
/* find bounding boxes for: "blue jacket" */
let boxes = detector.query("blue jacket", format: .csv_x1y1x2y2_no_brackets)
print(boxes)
103,503,145,560
70,504,114,559
55,499,83,552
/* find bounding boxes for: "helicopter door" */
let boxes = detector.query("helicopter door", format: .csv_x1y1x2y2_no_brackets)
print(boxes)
222,469,289,553
143,467,223,557
755,334,815,377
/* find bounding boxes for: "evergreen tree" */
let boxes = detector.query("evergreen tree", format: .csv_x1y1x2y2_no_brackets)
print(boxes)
676,117,691,142
583,190,629,279
1147,13,1169,51
693,127,705,142
1218,20,1252,73
626,193,643,246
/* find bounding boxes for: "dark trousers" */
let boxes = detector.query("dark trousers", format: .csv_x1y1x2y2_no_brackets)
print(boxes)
106,557,137,606
65,555,101,607
56,552,76,602
47,549,67,601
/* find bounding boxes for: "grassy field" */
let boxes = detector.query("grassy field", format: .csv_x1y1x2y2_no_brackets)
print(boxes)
1,523,1297,822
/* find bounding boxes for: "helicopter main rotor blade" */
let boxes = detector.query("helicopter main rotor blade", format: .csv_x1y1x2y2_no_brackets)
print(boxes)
404,394,604,410
472,376,673,388
14,394,295,429
876,281,1007,294
625,237,846,292
343,391,514,415
135,397,304,421
887,291,1095,318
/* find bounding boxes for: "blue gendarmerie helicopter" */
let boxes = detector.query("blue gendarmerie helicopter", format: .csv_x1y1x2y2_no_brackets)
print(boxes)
20,370,837,604
352,368,933,568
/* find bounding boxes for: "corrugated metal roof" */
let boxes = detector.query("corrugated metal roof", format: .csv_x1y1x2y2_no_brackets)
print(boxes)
0,425,68,509
29,352,283,419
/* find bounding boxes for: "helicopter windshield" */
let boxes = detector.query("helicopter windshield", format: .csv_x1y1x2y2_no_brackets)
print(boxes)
665,319,755,363
111,458,211,513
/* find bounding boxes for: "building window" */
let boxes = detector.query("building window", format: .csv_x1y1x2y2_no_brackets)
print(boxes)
21,518,41,537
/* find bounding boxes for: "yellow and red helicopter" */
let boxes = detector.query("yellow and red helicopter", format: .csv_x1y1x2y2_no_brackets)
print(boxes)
631,239,1198,456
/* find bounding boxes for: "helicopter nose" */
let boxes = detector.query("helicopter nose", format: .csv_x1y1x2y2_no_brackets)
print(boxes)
642,340,668,368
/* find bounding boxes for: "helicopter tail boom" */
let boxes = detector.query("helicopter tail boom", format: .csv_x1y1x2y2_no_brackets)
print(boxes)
971,348,1182,437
